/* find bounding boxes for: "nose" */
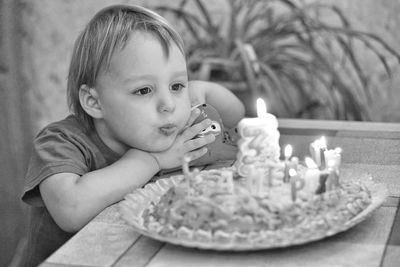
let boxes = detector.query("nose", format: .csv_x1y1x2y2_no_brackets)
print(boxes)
157,91,176,113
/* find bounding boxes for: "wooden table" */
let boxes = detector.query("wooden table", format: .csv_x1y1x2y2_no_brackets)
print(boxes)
41,119,400,267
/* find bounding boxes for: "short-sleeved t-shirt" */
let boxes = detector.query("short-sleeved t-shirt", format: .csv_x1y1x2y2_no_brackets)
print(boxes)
21,115,120,266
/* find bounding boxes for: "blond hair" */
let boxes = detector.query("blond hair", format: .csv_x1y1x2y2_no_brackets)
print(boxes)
67,5,185,130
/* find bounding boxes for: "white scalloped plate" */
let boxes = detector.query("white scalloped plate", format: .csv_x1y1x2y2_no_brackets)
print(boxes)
119,174,388,251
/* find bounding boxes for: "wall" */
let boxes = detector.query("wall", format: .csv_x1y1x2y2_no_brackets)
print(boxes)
0,0,33,265
20,0,400,131
309,0,400,122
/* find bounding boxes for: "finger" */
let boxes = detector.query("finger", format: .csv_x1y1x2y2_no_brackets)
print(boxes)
185,147,208,161
186,108,201,126
184,134,215,152
181,118,212,140
179,108,201,134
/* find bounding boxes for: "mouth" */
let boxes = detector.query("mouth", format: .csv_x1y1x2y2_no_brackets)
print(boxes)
159,123,178,136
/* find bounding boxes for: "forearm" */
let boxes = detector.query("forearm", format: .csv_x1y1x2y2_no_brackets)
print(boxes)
205,88,245,128
41,149,159,232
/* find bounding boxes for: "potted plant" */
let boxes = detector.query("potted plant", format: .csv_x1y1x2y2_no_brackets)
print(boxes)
156,0,400,119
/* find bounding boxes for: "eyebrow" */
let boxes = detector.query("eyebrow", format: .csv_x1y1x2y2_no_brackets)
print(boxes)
122,71,188,84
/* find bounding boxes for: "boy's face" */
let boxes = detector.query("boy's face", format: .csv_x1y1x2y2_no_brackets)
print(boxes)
94,31,191,154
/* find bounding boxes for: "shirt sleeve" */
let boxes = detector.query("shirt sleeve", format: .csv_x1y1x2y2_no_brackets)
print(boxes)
21,127,90,207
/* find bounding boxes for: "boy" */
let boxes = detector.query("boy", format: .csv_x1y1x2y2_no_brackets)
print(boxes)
21,4,244,266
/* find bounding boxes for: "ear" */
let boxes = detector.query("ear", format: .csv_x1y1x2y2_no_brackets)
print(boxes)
79,85,103,119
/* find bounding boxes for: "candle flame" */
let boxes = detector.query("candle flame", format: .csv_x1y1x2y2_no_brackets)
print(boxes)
305,157,318,169
256,98,267,118
289,168,297,176
334,147,342,154
284,145,293,158
183,155,191,163
319,136,327,148
327,159,335,168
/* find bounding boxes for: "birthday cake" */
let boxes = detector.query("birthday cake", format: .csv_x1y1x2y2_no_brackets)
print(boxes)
121,101,386,249
140,166,372,241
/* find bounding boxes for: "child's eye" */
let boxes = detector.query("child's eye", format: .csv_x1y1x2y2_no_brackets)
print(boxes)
171,83,185,92
133,87,152,95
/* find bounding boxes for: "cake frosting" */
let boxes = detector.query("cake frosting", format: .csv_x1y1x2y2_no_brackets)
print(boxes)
142,165,372,241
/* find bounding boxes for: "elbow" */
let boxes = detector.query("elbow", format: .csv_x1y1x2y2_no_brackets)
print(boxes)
236,100,245,120
57,218,85,233
49,204,90,233
225,91,245,128
39,174,94,233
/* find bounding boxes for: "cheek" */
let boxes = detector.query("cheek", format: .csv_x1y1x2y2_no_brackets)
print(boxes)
114,114,155,149
99,93,139,121
101,100,144,135
177,94,192,122
180,104,191,121
104,105,135,126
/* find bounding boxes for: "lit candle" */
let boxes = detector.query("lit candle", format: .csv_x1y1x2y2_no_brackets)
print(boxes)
304,157,320,194
290,169,305,202
182,155,192,194
325,160,340,190
309,136,327,169
324,147,342,170
283,144,298,183
235,98,280,177
182,155,199,195
182,155,191,177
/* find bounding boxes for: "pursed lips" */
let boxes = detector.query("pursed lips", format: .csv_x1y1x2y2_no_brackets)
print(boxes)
159,123,178,136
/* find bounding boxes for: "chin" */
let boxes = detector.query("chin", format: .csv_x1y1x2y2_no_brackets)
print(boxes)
144,138,175,152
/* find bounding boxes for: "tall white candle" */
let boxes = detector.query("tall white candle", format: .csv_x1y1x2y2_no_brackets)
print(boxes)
235,98,280,177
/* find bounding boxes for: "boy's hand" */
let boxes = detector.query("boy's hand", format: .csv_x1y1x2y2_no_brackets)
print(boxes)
150,108,216,169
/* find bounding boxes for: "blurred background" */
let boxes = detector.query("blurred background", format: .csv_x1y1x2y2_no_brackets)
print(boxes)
1,0,400,266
